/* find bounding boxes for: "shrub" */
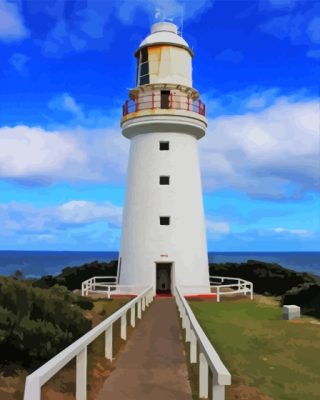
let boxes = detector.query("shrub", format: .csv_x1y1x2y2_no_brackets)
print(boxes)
282,283,320,318
209,260,316,296
33,260,118,290
0,277,92,369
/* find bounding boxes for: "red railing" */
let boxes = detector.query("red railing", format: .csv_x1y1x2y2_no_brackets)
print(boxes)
122,93,206,117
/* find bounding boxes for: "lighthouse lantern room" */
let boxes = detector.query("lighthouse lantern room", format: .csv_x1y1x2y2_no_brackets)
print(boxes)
119,22,210,295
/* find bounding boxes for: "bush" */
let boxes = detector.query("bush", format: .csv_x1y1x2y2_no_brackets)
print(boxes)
33,260,118,290
209,260,316,296
0,277,92,369
282,283,320,318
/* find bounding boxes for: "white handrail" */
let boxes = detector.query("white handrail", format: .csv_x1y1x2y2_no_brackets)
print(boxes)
175,285,231,399
23,286,153,400
209,275,253,302
81,276,117,296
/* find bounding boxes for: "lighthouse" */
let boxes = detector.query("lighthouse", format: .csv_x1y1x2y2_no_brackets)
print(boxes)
119,22,210,295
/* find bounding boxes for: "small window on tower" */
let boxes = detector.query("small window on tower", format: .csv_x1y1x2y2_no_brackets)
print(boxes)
160,216,170,225
159,141,169,151
159,176,170,185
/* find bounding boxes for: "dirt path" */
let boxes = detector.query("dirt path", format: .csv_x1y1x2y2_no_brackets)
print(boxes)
96,297,193,400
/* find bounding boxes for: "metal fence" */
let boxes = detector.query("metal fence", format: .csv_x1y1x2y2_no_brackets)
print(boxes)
122,92,206,116
23,286,153,400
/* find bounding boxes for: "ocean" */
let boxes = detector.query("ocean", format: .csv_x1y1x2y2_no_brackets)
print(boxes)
0,251,319,278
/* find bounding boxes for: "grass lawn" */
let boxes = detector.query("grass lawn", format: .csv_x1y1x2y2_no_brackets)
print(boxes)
189,296,320,400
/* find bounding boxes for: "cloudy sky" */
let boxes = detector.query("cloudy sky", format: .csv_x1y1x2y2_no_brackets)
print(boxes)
0,0,319,251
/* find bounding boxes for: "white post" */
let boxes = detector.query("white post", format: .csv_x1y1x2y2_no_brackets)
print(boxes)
121,313,127,340
23,375,41,400
142,296,145,311
182,308,186,328
217,286,220,303
138,300,142,319
185,317,191,342
212,382,225,400
250,283,253,300
199,351,209,398
76,347,87,400
107,286,111,299
105,325,113,361
130,305,136,327
190,329,197,363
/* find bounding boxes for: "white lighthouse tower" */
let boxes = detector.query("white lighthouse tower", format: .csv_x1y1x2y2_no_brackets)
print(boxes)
119,22,210,295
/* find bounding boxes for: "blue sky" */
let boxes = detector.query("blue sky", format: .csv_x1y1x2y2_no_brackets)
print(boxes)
0,0,319,251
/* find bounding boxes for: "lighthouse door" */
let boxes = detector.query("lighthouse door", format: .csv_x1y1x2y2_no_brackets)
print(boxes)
156,263,172,294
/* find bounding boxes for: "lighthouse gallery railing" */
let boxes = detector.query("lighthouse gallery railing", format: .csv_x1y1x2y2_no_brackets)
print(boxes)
175,285,231,400
122,92,206,117
23,286,153,400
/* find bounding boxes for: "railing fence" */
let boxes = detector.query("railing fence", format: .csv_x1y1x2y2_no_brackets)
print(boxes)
175,285,231,400
23,286,153,400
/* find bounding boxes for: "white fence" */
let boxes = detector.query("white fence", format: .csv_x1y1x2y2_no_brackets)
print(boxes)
81,276,117,296
175,285,231,400
23,286,153,400
210,276,253,302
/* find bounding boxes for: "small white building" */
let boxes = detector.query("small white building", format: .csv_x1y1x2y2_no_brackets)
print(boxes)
119,22,210,295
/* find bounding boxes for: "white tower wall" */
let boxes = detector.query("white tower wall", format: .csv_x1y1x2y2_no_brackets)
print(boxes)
119,129,209,289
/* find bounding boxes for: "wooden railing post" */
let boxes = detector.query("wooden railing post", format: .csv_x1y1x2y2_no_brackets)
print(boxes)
137,300,142,319
130,305,135,327
199,351,209,398
190,329,197,363
185,317,191,342
105,325,113,361
121,313,127,340
76,347,87,400
212,381,225,400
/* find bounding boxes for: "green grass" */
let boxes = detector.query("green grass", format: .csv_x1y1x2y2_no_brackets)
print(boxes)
189,297,320,400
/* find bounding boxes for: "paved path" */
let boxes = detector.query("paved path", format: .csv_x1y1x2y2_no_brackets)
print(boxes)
96,298,193,400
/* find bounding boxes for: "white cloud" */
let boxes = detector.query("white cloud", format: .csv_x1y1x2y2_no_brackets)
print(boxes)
58,200,122,226
307,49,320,59
0,0,28,42
206,220,230,235
23,0,213,56
200,98,319,199
260,2,319,57
273,227,313,237
9,53,30,75
307,17,320,44
118,0,212,24
0,125,129,185
0,200,123,234
48,93,83,116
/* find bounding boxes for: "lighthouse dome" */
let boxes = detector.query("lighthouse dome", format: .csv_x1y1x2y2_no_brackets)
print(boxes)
139,22,192,53
137,22,192,56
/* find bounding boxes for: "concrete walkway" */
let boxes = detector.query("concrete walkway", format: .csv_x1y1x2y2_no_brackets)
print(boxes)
96,298,193,400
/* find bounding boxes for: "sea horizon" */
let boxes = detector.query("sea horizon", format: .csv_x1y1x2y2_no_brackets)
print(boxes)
0,250,319,278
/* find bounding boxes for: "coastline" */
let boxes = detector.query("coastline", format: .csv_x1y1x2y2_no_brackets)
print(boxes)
0,250,319,278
